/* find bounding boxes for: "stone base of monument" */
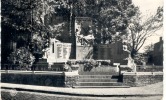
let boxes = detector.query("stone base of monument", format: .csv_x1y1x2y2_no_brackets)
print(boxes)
32,58,49,71
70,65,80,72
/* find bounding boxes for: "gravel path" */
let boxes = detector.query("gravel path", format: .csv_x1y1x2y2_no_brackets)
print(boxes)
1,82,163,96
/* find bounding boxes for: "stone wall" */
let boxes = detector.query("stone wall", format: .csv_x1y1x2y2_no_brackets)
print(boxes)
122,72,163,87
136,67,163,72
93,43,128,65
1,70,80,88
1,71,65,87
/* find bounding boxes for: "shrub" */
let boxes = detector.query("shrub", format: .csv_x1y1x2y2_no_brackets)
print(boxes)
7,47,35,70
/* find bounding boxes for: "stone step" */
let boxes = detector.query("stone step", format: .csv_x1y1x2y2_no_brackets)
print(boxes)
78,78,119,82
78,75,119,79
39,59,47,62
79,72,119,75
77,82,124,86
73,85,130,88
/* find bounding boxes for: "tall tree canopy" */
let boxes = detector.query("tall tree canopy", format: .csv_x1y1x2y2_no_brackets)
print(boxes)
122,6,163,58
2,0,140,65
72,0,139,44
1,0,70,64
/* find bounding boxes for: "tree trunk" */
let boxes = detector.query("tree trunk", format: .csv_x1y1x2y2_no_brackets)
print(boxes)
131,49,137,59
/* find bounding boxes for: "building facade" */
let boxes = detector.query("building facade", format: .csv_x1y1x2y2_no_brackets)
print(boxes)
153,37,163,65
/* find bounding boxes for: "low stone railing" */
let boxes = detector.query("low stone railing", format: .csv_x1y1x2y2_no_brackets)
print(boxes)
1,70,79,87
122,72,163,87
1,70,63,74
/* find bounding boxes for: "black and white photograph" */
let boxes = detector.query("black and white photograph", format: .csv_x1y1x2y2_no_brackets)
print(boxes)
0,0,164,100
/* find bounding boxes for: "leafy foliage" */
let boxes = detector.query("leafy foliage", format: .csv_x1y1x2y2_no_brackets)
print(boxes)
134,53,147,65
2,0,162,67
144,44,154,54
1,0,71,64
7,47,35,70
73,0,139,44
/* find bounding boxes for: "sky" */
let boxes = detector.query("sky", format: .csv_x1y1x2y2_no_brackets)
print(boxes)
132,0,164,52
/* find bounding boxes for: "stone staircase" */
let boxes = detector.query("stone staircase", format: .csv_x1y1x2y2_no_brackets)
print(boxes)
73,75,130,88
73,66,130,88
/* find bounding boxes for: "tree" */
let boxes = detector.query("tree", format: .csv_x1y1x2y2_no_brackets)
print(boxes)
1,0,35,64
134,53,148,65
122,6,163,58
3,0,160,68
144,44,154,64
73,0,139,44
1,0,71,65
144,44,154,54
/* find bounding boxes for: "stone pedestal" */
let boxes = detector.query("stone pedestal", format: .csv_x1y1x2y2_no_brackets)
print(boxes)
64,64,79,87
127,56,136,72
64,71,79,87
71,65,79,72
